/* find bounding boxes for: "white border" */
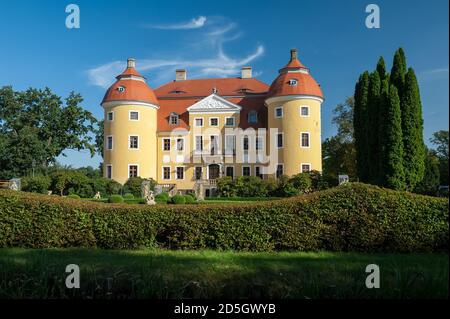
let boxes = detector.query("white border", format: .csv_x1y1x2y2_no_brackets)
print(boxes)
300,132,311,148
162,138,171,152
129,110,140,121
101,101,159,110
242,165,251,176
274,106,283,119
194,117,204,127
107,111,114,122
300,163,312,173
128,135,139,150
299,105,310,117
128,164,139,178
106,135,113,151
265,94,324,105
175,137,185,151
209,117,219,127
162,166,171,180
209,135,220,155
225,117,235,127
194,135,203,153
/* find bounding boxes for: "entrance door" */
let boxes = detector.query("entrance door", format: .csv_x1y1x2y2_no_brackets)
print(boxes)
208,164,220,180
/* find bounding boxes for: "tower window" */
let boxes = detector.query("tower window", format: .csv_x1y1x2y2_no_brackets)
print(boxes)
107,112,114,121
106,136,113,150
288,79,298,86
169,113,179,125
129,165,138,178
301,132,310,148
129,111,139,121
300,106,310,117
129,136,139,149
117,86,126,92
275,107,283,118
248,111,258,124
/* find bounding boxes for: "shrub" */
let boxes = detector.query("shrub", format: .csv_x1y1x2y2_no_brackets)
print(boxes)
123,193,134,200
67,194,81,199
0,183,447,252
21,175,51,194
184,195,195,204
171,194,186,205
158,192,170,201
186,192,196,200
108,195,124,203
290,173,312,194
155,193,168,204
106,180,122,196
123,177,144,198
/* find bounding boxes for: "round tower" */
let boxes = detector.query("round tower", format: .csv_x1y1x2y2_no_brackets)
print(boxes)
101,58,159,184
265,49,324,177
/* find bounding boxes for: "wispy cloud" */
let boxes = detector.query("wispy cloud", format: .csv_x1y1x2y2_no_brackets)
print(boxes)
146,16,207,30
420,67,449,82
87,17,265,88
424,67,449,75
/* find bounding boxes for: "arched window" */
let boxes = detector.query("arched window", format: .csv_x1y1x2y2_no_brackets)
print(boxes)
248,111,258,124
169,112,179,125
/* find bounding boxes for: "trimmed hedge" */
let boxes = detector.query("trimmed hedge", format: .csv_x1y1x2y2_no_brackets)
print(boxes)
108,195,124,203
184,195,195,204
67,194,80,199
171,194,186,205
123,193,134,200
0,183,447,252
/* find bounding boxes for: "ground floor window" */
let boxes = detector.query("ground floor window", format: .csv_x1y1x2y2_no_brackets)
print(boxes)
106,165,112,179
276,164,283,178
176,167,184,180
242,166,251,176
195,167,202,180
129,165,138,178
163,167,171,180
255,166,263,178
301,163,311,173
226,166,234,178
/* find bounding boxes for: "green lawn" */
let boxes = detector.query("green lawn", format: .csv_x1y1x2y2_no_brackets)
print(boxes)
0,249,447,299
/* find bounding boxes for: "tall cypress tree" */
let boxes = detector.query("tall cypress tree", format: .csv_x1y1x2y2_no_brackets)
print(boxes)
367,71,381,184
390,48,407,98
382,85,405,190
353,71,370,182
377,78,390,185
376,57,387,81
401,68,426,190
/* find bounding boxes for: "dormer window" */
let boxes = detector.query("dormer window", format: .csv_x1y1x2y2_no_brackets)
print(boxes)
169,112,179,125
288,79,298,86
117,86,126,92
248,111,258,124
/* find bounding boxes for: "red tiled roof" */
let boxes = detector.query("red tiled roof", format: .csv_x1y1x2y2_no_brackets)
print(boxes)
102,66,158,105
267,72,323,99
154,78,269,98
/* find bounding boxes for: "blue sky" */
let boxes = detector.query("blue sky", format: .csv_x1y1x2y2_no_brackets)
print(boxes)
0,0,448,168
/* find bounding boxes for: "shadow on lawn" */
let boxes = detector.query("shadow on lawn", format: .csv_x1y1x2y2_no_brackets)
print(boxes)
0,249,448,299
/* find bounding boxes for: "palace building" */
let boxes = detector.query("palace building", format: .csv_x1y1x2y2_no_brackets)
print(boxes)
102,49,324,197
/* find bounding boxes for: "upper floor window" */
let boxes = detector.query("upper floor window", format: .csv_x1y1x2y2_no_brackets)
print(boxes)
129,136,139,149
255,137,263,150
163,138,171,151
225,117,235,126
176,167,185,180
194,167,202,180
288,79,298,86
243,137,249,151
176,138,184,151
209,118,219,126
225,135,236,156
107,112,114,121
106,165,112,179
195,118,204,127
248,111,258,124
300,106,309,117
195,135,203,152
106,136,113,150
169,112,179,125
275,107,283,118
129,111,139,121
276,133,284,148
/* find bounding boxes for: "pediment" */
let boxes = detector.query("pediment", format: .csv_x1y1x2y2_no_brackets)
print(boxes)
187,94,242,113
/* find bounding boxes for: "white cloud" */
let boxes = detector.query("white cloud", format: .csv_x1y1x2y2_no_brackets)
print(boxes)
148,16,207,30
424,67,449,75
87,17,265,88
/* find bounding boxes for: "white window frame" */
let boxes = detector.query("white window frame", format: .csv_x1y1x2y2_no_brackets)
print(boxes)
209,117,219,127
175,137,184,151
169,113,179,125
129,110,140,121
242,165,251,177
162,166,171,180
194,117,204,127
276,163,284,178
162,138,171,151
300,132,311,148
225,135,236,156
225,165,234,178
276,132,284,149
106,135,113,150
107,111,114,121
194,135,203,153
301,163,312,173
242,136,250,151
128,164,139,178
300,105,310,117
194,166,203,180
128,135,139,150
274,106,283,118
225,117,235,127
106,164,113,179
209,135,220,155
175,166,185,180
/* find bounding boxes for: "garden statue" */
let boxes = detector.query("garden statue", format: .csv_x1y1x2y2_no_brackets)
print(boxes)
47,191,52,196
338,174,349,185
145,190,156,205
93,191,101,199
141,180,156,205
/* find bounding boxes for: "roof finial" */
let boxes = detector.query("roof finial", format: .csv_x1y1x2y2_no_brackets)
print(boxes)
127,58,136,68
290,48,298,61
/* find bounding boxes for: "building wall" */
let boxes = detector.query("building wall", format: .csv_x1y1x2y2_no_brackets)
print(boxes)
103,103,157,184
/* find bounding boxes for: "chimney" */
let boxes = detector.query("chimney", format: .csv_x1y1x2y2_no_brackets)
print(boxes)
241,66,252,79
127,58,136,68
175,69,187,81
290,48,298,61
